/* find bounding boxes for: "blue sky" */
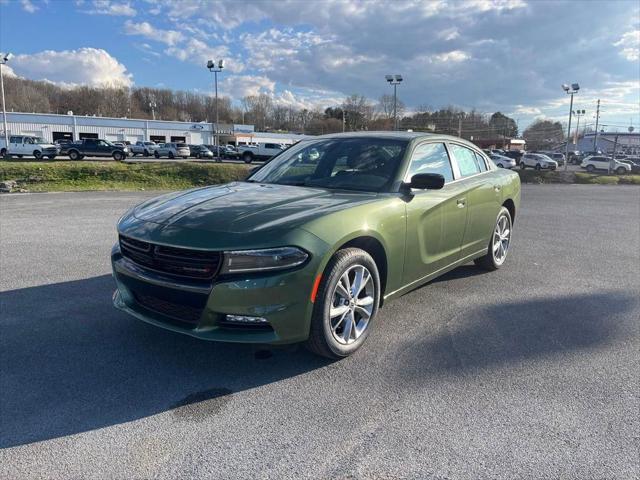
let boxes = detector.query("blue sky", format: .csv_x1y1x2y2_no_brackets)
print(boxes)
0,0,638,131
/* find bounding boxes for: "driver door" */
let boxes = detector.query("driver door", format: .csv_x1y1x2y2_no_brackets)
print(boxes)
402,142,468,286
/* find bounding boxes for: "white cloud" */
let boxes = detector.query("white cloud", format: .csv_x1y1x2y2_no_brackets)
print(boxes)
9,48,133,88
437,28,460,41
614,30,640,61
220,75,275,98
123,20,184,46
164,38,244,73
432,50,471,63
20,0,38,13
84,0,136,16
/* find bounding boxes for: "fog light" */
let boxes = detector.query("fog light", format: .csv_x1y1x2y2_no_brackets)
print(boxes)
225,314,268,324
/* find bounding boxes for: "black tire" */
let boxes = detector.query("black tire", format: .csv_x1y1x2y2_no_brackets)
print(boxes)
143,149,149,157
154,151,160,159
497,163,504,168
616,166,626,175
33,150,42,160
586,164,595,172
113,151,124,161
474,206,513,271
69,150,80,161
196,153,201,159
17,154,23,158
0,148,6,158
520,162,526,170
535,163,541,171
169,152,175,159
242,152,253,164
306,248,381,359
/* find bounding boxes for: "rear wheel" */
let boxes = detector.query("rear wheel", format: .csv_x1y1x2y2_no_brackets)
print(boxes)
113,151,124,161
243,152,253,164
497,163,504,168
143,149,149,157
475,207,512,271
0,148,6,157
169,152,175,159
154,151,160,159
306,248,380,359
520,162,526,170
586,164,595,172
69,150,80,161
535,163,541,171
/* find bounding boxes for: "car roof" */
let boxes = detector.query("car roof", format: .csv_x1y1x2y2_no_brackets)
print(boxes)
307,131,482,149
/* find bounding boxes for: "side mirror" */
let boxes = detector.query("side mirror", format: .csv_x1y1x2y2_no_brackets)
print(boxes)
405,173,445,190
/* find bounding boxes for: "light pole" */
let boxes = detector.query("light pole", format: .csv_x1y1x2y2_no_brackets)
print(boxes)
0,52,13,157
385,74,403,131
562,82,579,171
149,100,156,120
207,59,224,155
572,109,585,152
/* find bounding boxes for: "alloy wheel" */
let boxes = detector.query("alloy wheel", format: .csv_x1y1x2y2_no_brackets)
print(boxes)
329,264,375,345
492,214,511,265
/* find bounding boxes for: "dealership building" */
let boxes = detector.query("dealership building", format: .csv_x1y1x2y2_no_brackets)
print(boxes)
0,111,309,146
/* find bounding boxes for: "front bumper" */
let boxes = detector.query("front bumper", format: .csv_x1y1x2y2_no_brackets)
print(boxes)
111,242,322,344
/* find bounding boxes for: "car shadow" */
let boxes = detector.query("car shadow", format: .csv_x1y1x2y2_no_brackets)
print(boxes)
0,275,331,448
395,291,638,379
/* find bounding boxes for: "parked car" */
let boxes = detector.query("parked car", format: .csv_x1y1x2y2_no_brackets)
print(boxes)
489,154,516,169
503,150,524,163
237,142,286,163
547,152,565,166
189,144,214,159
580,155,631,174
130,141,159,156
64,138,129,160
112,132,521,358
0,135,60,159
154,142,190,159
519,153,558,170
620,157,640,173
568,151,582,164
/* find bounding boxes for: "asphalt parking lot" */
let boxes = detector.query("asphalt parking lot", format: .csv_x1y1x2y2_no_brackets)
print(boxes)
1,185,638,479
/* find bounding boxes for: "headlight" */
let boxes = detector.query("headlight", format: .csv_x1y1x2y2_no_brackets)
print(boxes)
220,247,309,274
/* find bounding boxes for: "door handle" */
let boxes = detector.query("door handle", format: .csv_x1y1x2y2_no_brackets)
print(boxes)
494,185,501,192
457,198,466,208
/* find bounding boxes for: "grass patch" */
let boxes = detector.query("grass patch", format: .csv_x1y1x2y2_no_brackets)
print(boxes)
517,169,574,184
0,160,251,192
574,172,620,185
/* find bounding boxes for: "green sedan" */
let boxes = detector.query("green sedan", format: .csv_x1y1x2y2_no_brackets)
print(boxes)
112,132,520,358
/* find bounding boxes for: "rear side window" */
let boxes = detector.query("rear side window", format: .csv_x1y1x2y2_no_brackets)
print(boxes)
177,143,187,148
450,144,481,177
405,142,454,182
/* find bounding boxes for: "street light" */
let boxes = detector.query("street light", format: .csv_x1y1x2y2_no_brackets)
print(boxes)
0,52,13,157
149,100,157,121
562,82,579,171
207,59,224,155
385,74,403,131
572,109,585,152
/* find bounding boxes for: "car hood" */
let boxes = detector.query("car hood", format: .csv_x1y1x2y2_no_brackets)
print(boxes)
131,182,378,234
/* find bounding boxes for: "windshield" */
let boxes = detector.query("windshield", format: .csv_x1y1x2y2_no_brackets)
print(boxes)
34,137,48,144
249,137,408,192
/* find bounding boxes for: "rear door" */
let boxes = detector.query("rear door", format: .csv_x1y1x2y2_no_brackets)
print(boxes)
448,143,502,258
402,142,468,285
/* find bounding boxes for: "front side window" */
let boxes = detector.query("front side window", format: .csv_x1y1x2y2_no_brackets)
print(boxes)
249,137,408,192
450,144,481,177
405,142,454,183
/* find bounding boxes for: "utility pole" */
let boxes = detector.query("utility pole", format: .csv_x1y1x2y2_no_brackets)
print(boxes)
207,59,225,154
385,75,403,131
593,99,601,152
457,117,462,138
608,134,618,174
342,109,346,133
562,83,580,171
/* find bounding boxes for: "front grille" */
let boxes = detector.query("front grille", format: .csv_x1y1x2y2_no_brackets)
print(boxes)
133,292,202,324
119,235,221,280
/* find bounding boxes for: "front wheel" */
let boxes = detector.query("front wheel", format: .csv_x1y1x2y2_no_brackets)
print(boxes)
616,167,626,175
154,151,160,159
242,152,253,164
168,152,175,159
143,149,149,157
113,151,124,161
475,206,513,271
535,164,541,171
69,150,80,161
306,248,381,359
520,162,526,170
33,150,43,160
0,148,6,158
497,163,504,168
586,164,595,172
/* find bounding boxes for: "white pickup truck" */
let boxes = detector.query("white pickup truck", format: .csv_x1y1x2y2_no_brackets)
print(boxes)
0,135,60,159
237,142,286,163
